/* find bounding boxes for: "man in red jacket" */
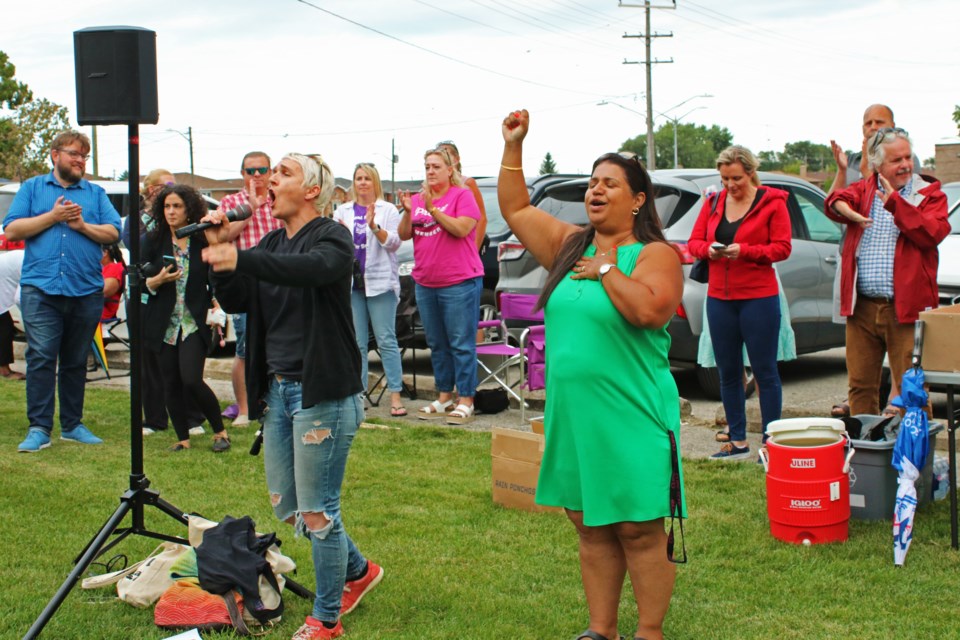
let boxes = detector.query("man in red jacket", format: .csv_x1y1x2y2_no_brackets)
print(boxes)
825,128,950,417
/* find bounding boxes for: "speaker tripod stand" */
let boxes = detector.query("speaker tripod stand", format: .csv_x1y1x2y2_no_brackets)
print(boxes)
24,124,311,639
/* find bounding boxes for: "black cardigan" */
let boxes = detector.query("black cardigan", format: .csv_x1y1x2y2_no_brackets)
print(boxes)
142,232,213,352
211,216,363,420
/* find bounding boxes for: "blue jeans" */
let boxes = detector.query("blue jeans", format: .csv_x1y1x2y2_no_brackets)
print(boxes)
706,295,782,443
415,277,481,397
232,313,247,359
351,289,403,393
20,286,102,435
260,378,366,621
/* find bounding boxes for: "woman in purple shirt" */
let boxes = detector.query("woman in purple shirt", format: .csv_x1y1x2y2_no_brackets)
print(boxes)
333,163,406,416
398,147,484,424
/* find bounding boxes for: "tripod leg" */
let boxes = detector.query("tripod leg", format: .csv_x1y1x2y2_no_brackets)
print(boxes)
284,576,315,600
24,499,133,640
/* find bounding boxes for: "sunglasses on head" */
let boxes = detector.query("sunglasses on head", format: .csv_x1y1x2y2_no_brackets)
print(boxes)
869,127,908,153
244,167,269,176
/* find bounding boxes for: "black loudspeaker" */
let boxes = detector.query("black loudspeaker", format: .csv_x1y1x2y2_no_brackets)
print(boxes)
74,26,158,125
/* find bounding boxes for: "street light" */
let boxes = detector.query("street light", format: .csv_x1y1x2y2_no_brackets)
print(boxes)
657,94,712,168
166,126,195,186
654,106,705,168
601,95,712,169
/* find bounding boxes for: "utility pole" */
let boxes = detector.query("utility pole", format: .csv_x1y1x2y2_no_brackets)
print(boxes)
391,138,397,201
621,0,675,171
167,127,195,186
91,126,98,178
187,126,195,187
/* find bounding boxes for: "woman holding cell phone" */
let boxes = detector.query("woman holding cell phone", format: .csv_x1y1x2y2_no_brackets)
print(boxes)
687,146,792,460
143,184,230,453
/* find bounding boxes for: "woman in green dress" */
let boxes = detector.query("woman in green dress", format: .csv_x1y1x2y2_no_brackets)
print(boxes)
498,110,685,640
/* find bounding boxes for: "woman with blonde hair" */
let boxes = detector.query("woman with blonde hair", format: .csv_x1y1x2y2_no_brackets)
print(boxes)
334,163,406,415
398,147,483,424
688,145,792,459
436,140,487,250
122,168,175,248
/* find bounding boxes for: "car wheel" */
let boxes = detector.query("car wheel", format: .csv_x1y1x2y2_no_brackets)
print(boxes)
695,365,756,401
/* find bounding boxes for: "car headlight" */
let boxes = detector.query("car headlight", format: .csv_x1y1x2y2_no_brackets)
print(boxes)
398,261,414,277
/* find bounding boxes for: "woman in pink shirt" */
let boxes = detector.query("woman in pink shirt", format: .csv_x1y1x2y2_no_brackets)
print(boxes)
398,147,483,424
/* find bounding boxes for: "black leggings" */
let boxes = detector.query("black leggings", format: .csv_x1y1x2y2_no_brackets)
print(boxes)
157,331,224,441
0,311,13,366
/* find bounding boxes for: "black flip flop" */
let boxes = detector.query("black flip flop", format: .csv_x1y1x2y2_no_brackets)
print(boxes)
390,406,408,417
575,631,624,640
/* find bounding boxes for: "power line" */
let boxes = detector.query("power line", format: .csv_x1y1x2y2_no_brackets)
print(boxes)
292,0,602,96
465,0,613,51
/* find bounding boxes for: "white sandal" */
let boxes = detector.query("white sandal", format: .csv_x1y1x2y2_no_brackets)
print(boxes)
446,403,475,425
417,399,454,420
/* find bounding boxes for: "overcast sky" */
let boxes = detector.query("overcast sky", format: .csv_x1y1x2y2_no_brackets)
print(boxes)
2,0,958,183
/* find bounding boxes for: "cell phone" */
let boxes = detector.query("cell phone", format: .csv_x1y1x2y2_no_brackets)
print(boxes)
710,242,726,251
162,255,177,269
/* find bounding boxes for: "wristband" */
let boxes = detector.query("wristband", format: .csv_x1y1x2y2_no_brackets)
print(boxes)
501,164,523,171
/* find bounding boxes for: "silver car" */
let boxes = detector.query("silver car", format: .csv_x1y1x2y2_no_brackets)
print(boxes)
496,170,847,399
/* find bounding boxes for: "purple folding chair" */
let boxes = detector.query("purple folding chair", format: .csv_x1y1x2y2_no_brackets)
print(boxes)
493,293,545,422
519,324,545,423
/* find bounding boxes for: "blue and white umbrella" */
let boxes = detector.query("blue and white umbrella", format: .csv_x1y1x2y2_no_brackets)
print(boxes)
890,367,930,566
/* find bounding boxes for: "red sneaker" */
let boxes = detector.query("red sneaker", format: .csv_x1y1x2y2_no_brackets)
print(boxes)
291,616,343,640
340,561,384,616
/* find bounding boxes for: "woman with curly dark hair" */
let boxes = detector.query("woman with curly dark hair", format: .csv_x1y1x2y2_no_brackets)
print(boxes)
143,185,229,452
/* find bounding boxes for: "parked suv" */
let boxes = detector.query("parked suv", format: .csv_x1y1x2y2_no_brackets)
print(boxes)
496,170,847,399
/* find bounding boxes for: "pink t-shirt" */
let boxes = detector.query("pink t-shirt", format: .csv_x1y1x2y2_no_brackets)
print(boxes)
410,186,484,288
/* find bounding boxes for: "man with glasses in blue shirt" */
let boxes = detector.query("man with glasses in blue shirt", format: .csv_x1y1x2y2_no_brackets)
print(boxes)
3,130,121,452
217,151,280,428
825,128,950,417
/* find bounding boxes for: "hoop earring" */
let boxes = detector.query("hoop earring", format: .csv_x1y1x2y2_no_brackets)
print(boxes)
632,207,640,216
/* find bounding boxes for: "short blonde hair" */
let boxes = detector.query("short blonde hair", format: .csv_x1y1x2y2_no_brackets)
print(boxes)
352,163,384,201
424,147,464,187
717,145,761,186
141,168,173,196
284,153,335,215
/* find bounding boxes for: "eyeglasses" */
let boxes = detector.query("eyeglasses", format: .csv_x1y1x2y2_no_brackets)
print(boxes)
868,127,908,154
243,167,269,175
436,140,459,153
355,162,376,169
57,148,90,161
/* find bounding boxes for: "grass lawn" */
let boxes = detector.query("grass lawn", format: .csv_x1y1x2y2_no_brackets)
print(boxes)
1,379,959,639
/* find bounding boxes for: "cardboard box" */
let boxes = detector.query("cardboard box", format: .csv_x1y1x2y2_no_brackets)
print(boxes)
920,304,960,372
529,417,544,435
491,428,560,514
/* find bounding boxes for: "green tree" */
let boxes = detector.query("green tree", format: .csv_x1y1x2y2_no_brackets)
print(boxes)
781,140,833,172
619,123,733,169
539,151,557,175
0,51,32,109
0,51,70,181
953,105,960,134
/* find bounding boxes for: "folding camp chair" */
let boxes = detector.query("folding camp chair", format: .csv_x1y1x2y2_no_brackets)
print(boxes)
519,324,545,423
474,293,546,412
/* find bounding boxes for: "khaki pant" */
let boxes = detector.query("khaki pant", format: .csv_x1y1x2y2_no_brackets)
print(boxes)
845,296,914,416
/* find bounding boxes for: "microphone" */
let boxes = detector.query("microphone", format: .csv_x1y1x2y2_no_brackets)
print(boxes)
175,204,253,239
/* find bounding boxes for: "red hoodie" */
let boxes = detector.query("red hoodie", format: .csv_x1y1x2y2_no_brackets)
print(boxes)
688,187,792,300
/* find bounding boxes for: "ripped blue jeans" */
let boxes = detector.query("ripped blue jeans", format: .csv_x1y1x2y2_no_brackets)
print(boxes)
260,377,367,621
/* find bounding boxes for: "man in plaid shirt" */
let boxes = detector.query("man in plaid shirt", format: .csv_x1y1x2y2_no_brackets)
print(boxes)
825,129,950,417
219,151,282,426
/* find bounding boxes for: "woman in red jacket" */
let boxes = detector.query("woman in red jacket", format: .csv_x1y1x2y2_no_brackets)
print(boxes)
688,146,792,459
